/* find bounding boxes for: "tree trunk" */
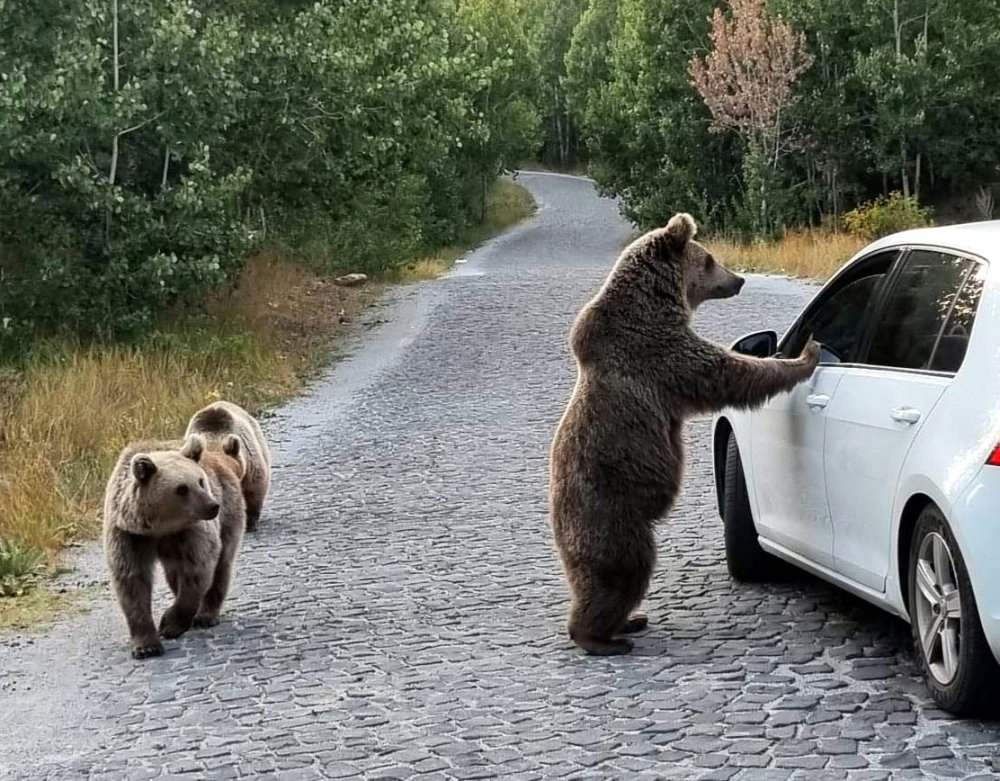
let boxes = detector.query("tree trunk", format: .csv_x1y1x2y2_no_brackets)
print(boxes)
901,135,910,198
914,151,921,201
161,146,170,192
106,0,120,249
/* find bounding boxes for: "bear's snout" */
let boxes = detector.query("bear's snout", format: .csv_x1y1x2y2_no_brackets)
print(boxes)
716,274,745,299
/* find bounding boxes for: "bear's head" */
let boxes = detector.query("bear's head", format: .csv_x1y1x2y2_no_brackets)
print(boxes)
128,434,220,535
663,212,744,310
214,434,248,482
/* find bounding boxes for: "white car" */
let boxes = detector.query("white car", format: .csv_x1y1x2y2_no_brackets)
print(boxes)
712,222,1000,715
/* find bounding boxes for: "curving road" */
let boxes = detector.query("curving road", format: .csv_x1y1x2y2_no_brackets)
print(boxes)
2,172,999,780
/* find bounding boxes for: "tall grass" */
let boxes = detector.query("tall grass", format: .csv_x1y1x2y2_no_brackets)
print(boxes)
0,295,306,556
706,229,866,282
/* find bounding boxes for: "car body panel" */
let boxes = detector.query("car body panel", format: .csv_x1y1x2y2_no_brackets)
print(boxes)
825,368,950,591
749,366,845,567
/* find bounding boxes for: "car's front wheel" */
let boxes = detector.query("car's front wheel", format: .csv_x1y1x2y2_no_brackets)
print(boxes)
722,435,780,582
908,505,1000,716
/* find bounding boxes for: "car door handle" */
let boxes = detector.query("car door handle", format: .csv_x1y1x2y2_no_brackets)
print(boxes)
890,407,922,424
805,394,830,409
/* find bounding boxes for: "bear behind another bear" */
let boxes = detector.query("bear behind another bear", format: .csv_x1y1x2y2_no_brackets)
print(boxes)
186,401,272,532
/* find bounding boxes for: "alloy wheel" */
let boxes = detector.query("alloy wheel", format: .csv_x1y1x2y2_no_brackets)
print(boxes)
914,531,963,685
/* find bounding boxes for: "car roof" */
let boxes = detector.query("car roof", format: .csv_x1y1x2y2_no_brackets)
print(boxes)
863,220,1000,264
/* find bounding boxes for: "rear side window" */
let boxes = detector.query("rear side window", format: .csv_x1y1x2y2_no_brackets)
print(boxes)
865,250,984,373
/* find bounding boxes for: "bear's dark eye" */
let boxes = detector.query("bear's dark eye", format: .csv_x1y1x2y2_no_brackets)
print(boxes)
199,478,205,489
704,255,715,270
176,485,189,497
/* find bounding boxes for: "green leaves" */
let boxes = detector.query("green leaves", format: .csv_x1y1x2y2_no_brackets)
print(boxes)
0,0,545,352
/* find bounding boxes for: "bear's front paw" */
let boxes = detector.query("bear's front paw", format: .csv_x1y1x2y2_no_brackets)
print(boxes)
799,338,821,369
132,639,164,659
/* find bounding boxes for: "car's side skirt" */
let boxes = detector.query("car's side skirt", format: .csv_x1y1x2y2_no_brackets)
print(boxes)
758,537,910,622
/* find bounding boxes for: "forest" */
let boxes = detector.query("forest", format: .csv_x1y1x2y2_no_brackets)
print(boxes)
2,0,999,352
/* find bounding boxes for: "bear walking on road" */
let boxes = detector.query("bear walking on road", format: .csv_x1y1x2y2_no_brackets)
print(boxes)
103,433,247,659
186,401,271,532
548,213,820,656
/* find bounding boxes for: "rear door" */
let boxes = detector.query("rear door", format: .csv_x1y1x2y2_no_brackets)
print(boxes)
825,249,986,591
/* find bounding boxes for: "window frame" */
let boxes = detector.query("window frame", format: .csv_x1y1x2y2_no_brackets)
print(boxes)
778,248,902,365
854,244,989,378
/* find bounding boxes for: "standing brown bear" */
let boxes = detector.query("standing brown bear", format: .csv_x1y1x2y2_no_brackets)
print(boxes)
549,213,819,656
103,433,247,659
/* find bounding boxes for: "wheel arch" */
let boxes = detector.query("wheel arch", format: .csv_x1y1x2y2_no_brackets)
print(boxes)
897,492,936,616
713,417,734,518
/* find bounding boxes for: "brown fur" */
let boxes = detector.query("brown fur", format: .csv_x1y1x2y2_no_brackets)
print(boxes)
103,433,247,659
549,213,820,656
186,401,271,532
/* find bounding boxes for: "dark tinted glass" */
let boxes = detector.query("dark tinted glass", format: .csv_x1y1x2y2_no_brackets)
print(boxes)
929,264,984,372
806,276,882,362
867,251,978,372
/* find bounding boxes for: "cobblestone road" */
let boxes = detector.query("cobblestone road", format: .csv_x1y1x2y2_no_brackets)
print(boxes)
2,172,999,780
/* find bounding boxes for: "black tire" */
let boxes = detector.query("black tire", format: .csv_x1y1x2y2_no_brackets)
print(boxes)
722,435,778,581
908,506,1000,716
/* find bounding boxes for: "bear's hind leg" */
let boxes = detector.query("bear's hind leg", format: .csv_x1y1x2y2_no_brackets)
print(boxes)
567,568,635,656
619,533,656,634
244,489,262,533
621,613,648,633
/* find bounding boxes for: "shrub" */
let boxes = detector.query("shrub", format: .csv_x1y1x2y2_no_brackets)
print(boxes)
842,192,933,240
0,539,43,597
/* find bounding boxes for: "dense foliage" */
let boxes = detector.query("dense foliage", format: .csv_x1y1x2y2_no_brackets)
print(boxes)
560,0,1000,235
0,0,541,352
5,0,999,352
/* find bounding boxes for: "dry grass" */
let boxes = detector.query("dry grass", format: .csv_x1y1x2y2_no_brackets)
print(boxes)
706,229,867,282
0,252,381,560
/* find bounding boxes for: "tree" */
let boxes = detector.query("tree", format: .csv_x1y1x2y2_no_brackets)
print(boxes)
689,0,813,233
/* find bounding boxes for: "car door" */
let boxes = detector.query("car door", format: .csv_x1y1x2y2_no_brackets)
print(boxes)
749,250,899,567
825,249,986,591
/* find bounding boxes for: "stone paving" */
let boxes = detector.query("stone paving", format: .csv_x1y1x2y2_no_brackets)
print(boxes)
2,172,999,780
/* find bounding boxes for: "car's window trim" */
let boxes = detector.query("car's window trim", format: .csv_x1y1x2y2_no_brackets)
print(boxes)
856,244,988,377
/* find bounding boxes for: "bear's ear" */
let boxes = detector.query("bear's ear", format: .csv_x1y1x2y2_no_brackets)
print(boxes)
180,434,205,463
664,212,697,250
130,454,158,483
222,434,241,459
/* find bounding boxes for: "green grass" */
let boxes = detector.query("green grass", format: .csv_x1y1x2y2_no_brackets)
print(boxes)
0,539,43,597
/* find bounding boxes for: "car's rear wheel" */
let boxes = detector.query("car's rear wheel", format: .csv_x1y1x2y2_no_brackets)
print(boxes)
723,435,779,581
908,505,1000,716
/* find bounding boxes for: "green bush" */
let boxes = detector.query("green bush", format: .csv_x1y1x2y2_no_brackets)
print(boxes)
842,192,933,240
0,539,43,597
0,0,542,356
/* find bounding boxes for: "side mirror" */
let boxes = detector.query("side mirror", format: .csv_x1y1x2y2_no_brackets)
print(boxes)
731,330,778,358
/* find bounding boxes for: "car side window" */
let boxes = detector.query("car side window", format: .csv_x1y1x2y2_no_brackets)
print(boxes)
929,264,985,373
782,251,897,362
865,251,983,373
